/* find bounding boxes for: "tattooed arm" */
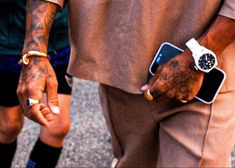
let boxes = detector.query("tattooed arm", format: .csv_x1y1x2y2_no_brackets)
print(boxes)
142,15,235,102
17,0,59,127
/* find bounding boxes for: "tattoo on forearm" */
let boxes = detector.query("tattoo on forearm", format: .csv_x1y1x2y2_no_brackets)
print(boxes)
23,0,57,54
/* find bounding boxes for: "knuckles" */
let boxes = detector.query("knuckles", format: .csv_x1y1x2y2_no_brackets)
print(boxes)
17,86,35,96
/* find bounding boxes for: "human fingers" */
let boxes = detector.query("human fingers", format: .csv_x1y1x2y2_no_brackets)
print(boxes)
40,105,54,122
17,83,44,121
28,103,50,127
17,57,53,123
143,79,166,101
142,66,165,101
149,78,168,96
46,73,60,115
166,90,176,99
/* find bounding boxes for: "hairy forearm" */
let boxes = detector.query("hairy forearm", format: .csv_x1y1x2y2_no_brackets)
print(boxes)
22,0,58,54
199,15,235,56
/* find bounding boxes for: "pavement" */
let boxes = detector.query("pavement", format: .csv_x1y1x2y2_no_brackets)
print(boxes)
11,78,235,168
12,78,113,168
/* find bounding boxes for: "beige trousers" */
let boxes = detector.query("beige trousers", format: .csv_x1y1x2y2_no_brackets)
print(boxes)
99,84,235,167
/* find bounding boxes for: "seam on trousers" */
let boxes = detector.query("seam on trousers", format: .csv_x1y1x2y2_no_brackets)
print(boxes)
198,104,213,167
103,85,124,163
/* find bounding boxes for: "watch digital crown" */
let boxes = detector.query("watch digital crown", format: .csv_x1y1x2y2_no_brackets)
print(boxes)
186,38,218,73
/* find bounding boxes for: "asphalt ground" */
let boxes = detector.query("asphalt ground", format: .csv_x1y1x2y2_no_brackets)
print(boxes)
11,78,235,167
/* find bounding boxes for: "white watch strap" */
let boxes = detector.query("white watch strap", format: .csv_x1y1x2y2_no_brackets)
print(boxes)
185,38,202,54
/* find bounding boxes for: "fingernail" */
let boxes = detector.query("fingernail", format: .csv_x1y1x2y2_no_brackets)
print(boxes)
141,84,150,91
51,106,60,114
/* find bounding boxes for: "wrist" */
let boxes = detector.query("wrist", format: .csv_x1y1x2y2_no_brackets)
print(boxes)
185,38,218,73
19,51,49,65
197,16,235,56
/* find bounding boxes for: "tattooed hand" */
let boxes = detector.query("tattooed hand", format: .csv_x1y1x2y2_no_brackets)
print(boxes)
142,15,235,102
18,0,58,126
17,57,60,127
142,50,204,102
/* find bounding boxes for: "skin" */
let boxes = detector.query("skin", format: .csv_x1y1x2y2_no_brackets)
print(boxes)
142,16,235,102
17,0,59,127
0,94,70,147
147,50,203,101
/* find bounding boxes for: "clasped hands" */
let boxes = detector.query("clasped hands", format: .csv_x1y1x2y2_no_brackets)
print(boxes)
142,51,204,103
17,57,60,127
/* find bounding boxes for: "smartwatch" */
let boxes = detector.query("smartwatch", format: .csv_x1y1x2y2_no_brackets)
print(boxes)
186,38,218,73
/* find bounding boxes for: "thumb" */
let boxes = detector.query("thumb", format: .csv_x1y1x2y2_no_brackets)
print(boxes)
46,77,60,115
141,72,159,92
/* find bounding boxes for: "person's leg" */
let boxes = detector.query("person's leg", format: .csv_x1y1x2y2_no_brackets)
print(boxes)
99,85,159,167
0,71,24,168
27,65,71,168
27,94,71,168
0,106,24,168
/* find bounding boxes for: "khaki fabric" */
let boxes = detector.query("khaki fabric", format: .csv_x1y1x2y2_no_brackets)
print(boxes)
218,40,235,92
45,0,235,94
99,84,235,167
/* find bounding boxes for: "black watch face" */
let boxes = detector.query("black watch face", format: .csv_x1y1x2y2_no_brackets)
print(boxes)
198,53,216,70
